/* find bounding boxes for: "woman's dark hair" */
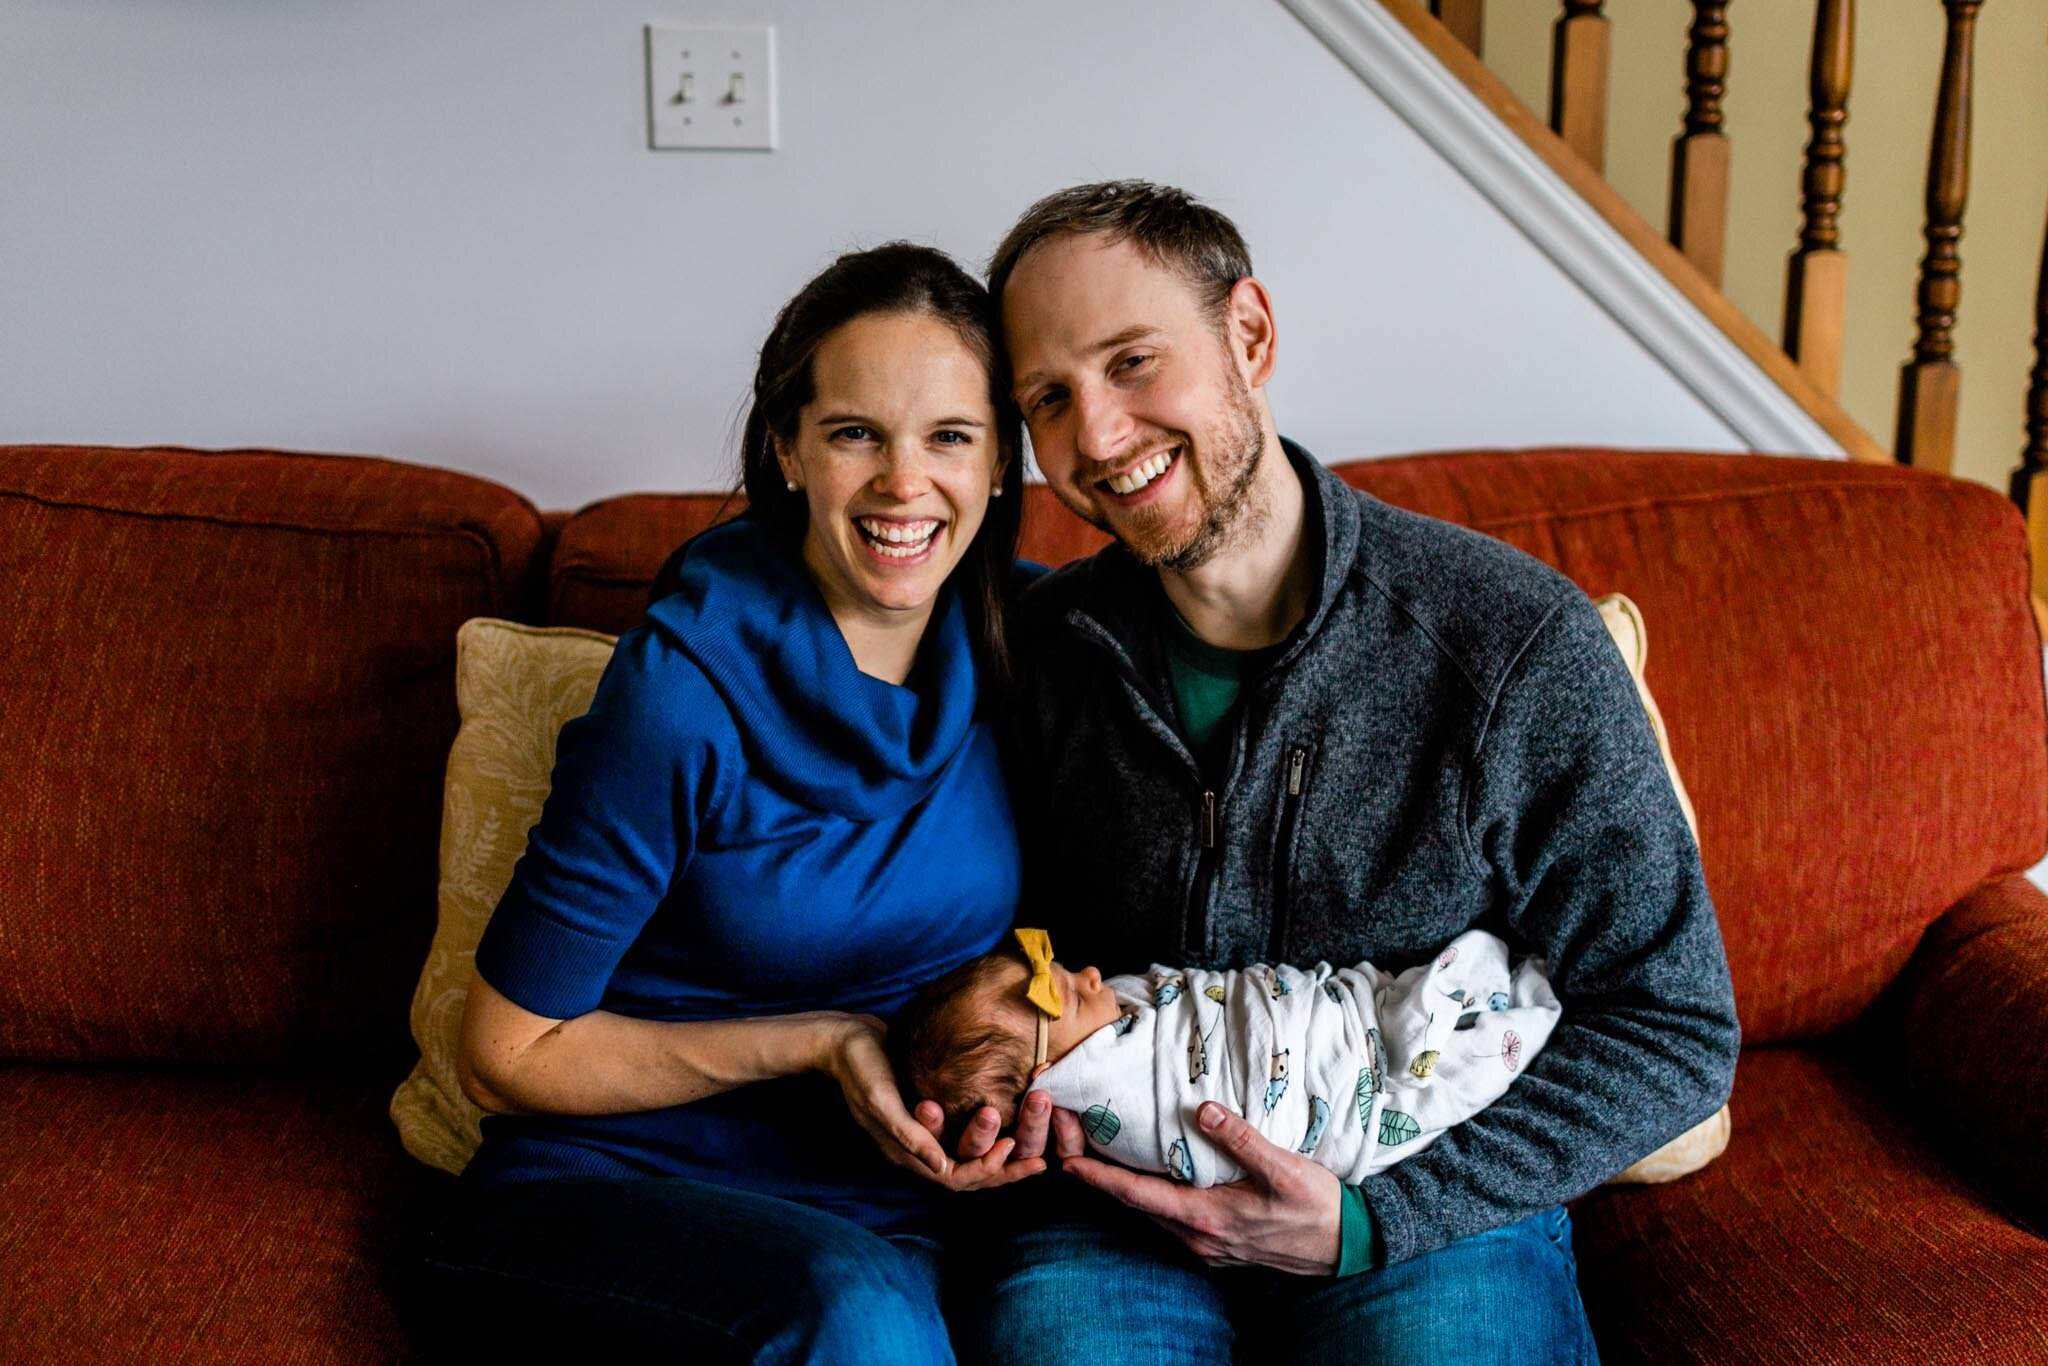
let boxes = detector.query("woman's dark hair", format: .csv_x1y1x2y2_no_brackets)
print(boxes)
654,242,1024,693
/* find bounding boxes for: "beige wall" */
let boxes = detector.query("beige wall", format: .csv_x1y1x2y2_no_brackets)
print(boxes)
1487,1,2047,494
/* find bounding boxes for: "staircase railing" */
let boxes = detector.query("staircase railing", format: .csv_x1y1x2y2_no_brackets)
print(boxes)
1427,0,2048,596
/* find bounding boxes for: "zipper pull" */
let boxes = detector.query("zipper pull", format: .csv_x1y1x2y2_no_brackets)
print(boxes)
1287,747,1306,796
1202,790,1217,848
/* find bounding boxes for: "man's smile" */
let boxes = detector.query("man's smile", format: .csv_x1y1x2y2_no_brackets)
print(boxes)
1097,446,1181,501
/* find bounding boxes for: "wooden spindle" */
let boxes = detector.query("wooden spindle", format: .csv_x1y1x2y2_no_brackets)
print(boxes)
1550,2,1610,173
2010,204,2048,599
1896,0,1984,474
1431,0,1484,57
1783,0,1853,398
1669,2,1733,288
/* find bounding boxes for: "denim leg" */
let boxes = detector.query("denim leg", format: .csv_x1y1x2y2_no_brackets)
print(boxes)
1238,1205,1600,1366
950,1186,1234,1366
406,1175,954,1365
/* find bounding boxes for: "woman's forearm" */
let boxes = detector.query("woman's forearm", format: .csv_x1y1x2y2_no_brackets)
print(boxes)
458,970,861,1117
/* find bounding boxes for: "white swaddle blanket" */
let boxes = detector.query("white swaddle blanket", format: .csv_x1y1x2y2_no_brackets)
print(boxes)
1034,930,1561,1186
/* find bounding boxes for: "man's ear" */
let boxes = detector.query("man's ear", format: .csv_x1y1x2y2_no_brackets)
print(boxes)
1224,276,1278,389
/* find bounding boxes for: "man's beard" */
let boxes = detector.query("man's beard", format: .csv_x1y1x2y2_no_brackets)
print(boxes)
1126,365,1267,572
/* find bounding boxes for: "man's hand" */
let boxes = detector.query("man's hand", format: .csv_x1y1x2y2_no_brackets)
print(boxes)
1055,1100,1344,1275
913,1087,1056,1172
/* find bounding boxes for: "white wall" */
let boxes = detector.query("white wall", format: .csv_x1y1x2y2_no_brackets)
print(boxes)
0,0,1749,510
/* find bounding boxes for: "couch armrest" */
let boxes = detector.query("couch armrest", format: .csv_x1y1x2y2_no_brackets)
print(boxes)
1897,875,2048,1226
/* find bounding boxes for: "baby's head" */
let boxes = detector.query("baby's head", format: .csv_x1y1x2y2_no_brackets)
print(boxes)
888,930,1122,1144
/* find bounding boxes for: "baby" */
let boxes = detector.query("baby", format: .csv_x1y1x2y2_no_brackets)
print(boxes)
889,928,1561,1187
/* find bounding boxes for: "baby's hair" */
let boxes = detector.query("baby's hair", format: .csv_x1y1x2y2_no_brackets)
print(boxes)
887,945,1039,1145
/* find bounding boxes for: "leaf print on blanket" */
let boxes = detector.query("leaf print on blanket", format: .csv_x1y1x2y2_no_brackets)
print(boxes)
1354,1026,1385,1126
1378,1109,1421,1148
1082,1103,1122,1145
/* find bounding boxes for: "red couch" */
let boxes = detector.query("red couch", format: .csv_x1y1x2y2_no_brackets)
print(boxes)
4,443,2044,1361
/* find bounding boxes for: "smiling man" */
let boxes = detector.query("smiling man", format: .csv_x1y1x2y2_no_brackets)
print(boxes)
947,182,1740,1363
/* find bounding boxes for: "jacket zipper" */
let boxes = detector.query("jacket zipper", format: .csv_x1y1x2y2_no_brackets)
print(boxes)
1186,789,1219,954
1268,745,1308,961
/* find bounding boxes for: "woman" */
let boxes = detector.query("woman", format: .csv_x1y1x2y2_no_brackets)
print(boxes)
412,244,1039,1362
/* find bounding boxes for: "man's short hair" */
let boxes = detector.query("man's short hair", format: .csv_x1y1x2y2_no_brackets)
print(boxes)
986,180,1253,324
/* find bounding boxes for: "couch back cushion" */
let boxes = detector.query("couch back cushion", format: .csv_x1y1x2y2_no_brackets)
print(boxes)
1343,449,2046,1041
545,449,2046,1044
0,446,544,1064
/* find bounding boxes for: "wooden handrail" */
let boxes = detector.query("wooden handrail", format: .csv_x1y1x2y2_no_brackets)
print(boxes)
1669,1,1733,288
1896,0,1985,475
1550,2,1610,173
2012,204,2048,600
1784,0,1854,399
1380,0,1889,463
1430,0,1483,56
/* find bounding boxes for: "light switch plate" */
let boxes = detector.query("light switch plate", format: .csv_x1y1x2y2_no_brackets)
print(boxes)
646,23,777,151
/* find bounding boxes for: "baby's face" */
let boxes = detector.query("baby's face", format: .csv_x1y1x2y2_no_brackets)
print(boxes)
1041,961,1125,1065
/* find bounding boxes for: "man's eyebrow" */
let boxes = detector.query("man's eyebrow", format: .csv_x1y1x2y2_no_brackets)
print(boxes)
1013,325,1165,394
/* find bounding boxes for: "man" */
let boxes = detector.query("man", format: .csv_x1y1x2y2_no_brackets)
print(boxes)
931,181,1739,1362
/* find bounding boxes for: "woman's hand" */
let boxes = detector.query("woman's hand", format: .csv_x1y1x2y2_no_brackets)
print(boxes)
819,1014,1048,1192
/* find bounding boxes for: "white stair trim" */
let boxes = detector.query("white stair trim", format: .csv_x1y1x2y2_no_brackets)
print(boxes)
1279,0,1845,457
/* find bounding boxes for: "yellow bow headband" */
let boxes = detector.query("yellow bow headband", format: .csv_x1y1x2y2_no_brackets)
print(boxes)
1014,927,1061,1068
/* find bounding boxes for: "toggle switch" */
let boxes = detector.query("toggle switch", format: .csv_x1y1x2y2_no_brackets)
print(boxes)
646,23,777,151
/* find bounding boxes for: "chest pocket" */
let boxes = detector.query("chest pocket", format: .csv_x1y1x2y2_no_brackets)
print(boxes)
1269,741,1316,961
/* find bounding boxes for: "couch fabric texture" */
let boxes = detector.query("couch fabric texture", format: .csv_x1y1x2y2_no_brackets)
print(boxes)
3,443,2044,1363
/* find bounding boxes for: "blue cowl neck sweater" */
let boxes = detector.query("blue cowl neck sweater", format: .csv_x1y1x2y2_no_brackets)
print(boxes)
469,519,1018,1229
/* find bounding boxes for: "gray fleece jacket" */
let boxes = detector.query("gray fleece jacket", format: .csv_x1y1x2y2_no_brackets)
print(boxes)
1008,440,1740,1268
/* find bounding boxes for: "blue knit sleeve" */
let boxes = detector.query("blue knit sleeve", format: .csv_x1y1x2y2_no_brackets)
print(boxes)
472,625,729,1021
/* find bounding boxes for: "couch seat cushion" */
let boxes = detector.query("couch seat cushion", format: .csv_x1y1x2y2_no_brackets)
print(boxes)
1570,1045,2048,1362
0,1064,411,1362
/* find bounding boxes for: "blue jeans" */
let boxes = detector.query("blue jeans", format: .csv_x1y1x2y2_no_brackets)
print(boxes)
953,1186,1600,1366
404,1174,954,1364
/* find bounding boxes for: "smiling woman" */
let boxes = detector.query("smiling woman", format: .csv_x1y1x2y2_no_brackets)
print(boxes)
406,243,1033,1360
775,310,1011,681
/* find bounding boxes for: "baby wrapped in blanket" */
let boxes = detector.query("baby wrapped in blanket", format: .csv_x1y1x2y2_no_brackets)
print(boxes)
890,928,1561,1186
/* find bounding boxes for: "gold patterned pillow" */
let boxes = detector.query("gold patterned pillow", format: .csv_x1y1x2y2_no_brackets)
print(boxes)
389,618,617,1174
1593,593,1731,1184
